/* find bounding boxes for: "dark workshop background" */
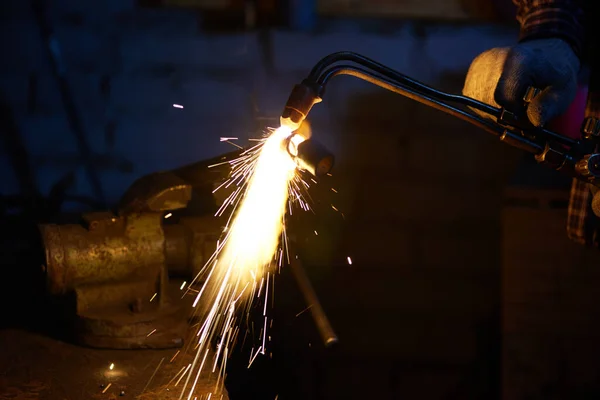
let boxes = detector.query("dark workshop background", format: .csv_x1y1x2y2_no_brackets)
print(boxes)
2,0,600,399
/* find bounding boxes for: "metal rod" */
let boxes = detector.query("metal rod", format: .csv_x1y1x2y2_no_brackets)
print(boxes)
287,243,338,347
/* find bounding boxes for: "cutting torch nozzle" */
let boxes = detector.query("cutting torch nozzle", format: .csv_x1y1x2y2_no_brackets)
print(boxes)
280,81,322,132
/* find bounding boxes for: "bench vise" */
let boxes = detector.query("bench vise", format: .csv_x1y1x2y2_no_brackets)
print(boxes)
38,152,239,349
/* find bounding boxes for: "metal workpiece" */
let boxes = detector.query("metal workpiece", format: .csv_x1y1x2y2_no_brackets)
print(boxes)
283,130,334,177
295,139,335,177
281,51,600,186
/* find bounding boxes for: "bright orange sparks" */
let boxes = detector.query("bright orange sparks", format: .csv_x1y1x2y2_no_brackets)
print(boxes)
219,126,297,278
180,126,303,399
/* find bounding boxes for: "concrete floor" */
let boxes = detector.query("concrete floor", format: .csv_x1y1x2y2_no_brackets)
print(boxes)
0,329,211,400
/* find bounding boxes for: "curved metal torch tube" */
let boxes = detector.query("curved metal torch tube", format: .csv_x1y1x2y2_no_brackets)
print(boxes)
315,64,577,148
307,52,576,148
285,51,596,182
308,51,499,116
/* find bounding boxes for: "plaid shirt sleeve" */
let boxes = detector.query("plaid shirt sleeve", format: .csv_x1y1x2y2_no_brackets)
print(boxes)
512,1,600,246
512,0,587,57
567,178,597,245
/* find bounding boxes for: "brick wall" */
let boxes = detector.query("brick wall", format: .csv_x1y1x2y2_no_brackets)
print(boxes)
1,1,529,398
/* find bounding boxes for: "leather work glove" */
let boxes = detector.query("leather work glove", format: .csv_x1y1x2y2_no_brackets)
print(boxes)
463,38,580,127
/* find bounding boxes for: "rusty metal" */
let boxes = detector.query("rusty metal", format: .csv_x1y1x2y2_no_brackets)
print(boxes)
40,213,164,296
38,155,235,349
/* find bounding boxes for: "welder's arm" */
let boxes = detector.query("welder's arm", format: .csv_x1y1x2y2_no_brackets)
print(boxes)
463,0,600,247
462,0,586,127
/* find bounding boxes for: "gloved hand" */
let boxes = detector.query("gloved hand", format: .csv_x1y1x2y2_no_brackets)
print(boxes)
463,38,580,127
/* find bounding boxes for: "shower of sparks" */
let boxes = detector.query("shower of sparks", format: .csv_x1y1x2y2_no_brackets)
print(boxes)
174,125,317,399
295,304,313,317
142,357,165,395
150,292,157,302
347,256,353,265
148,121,349,399
173,104,184,108
180,281,187,290
109,363,114,370
165,212,173,219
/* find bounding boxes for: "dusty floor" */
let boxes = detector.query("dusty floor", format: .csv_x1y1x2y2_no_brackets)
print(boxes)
0,328,227,400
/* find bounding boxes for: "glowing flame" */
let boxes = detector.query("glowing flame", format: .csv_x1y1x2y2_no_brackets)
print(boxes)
179,126,302,399
218,126,297,279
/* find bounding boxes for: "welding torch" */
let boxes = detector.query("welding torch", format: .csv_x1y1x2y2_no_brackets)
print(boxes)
280,51,600,186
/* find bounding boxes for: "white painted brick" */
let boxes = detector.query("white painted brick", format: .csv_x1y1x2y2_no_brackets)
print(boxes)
120,33,261,72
